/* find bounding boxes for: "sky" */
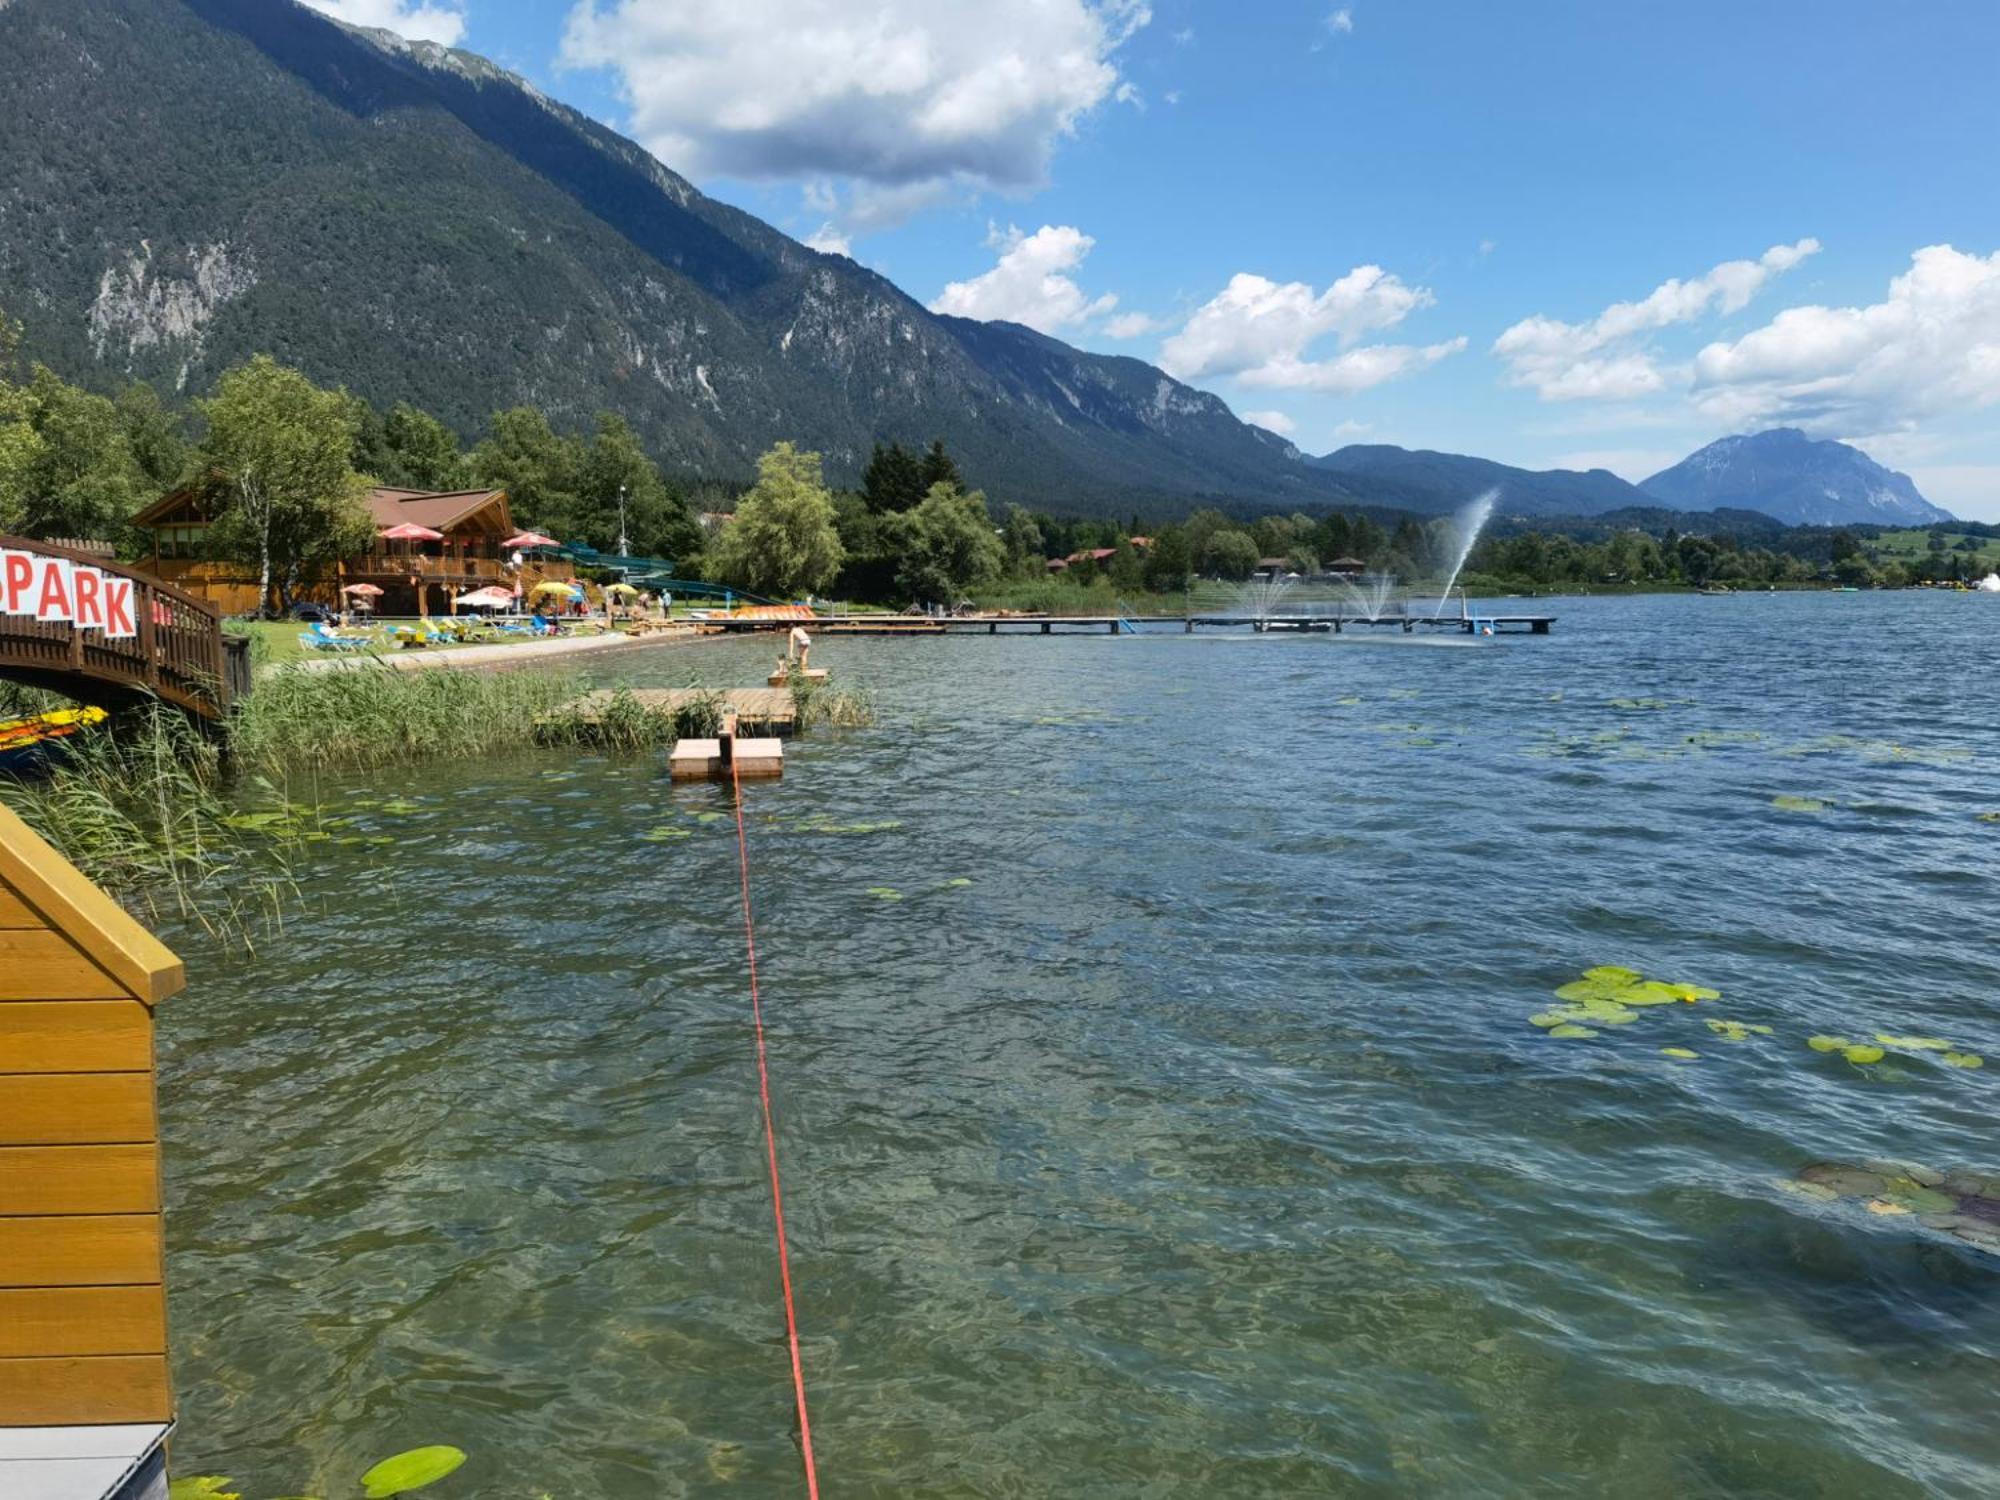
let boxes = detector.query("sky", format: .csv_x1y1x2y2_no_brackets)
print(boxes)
305,0,2000,520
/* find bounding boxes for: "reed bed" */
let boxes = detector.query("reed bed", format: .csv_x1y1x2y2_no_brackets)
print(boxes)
534,685,723,749
229,662,583,771
0,705,292,942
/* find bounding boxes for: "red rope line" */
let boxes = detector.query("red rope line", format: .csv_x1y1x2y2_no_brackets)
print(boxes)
730,751,822,1498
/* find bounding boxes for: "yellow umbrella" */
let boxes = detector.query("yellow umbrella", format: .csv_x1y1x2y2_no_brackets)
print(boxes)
530,581,577,596
603,583,640,598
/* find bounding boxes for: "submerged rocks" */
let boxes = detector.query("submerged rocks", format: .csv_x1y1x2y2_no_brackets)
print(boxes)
1786,1159,2000,1255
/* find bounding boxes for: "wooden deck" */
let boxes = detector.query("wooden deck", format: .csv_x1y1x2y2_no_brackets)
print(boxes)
556,687,798,732
708,612,1555,636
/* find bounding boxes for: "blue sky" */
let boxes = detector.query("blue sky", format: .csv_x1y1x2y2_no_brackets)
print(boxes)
316,1,2000,519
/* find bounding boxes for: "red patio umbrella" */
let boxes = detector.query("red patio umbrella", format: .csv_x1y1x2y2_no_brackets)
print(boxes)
379,522,445,541
502,531,558,549
340,583,384,597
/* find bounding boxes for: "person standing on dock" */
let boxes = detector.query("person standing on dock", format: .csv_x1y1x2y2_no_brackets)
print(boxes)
789,623,812,671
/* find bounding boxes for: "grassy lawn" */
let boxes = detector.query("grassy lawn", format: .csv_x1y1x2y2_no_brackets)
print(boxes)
1866,528,1997,564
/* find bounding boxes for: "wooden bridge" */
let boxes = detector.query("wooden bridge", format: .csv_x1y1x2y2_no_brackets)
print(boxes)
0,537,250,719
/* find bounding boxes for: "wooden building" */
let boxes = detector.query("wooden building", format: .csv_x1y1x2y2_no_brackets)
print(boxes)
0,804,184,1498
132,483,575,616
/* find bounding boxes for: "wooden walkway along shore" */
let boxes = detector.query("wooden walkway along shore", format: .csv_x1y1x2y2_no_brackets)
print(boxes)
714,612,1555,636
555,687,798,733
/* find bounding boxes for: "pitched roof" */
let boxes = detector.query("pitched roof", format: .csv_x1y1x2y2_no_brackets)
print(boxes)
0,803,184,1005
365,487,511,532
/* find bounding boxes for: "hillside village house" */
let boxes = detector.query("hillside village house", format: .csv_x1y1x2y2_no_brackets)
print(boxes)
131,484,574,615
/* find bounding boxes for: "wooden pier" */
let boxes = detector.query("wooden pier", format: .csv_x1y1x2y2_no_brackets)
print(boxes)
709,611,1554,636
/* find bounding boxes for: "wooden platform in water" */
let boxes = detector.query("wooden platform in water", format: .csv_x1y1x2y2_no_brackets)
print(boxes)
556,687,797,731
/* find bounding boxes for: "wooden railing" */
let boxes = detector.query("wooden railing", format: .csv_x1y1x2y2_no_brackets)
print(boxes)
0,536,241,719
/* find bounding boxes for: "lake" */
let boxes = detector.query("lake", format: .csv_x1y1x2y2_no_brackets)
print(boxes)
160,591,2000,1497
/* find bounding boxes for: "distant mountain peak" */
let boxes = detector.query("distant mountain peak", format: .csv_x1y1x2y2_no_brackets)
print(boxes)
1640,429,1951,526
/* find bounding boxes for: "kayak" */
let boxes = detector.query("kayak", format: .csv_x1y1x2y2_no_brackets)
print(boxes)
0,706,108,772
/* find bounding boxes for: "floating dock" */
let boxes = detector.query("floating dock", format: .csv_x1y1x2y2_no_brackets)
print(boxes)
670,711,783,781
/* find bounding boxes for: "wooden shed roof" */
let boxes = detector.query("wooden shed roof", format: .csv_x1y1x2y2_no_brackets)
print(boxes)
0,806,184,1005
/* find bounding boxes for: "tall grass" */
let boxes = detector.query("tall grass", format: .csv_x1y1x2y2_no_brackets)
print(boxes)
534,685,722,749
229,663,583,771
0,705,293,942
789,674,875,729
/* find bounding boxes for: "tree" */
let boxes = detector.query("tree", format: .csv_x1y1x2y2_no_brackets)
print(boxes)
1200,528,1259,581
999,503,1045,578
893,483,1003,606
381,402,468,490
862,441,926,514
918,439,962,494
706,442,845,597
116,383,189,492
1141,525,1192,593
4,366,150,539
578,413,702,564
197,355,373,613
470,407,585,539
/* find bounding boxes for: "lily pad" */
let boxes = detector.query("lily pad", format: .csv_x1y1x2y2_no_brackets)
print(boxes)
377,799,422,816
1705,1019,1773,1042
1581,965,1642,985
1772,794,1831,812
940,877,974,888
1842,1044,1886,1065
865,887,903,901
1547,1024,1596,1039
1876,1034,1951,1051
1661,1047,1700,1060
1807,1035,1848,1053
642,826,691,842
361,1446,467,1498
1943,1052,1985,1069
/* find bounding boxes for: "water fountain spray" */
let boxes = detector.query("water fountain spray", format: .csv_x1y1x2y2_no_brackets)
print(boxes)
1433,489,1498,619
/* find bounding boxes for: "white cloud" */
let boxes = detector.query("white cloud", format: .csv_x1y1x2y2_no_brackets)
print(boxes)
1164,90,1183,105
1493,239,1819,400
1331,419,1373,441
560,0,1150,204
299,0,468,45
1172,26,1194,44
1240,410,1297,435
929,224,1119,333
1328,7,1354,34
1158,267,1463,393
1690,244,2000,434
1102,311,1158,339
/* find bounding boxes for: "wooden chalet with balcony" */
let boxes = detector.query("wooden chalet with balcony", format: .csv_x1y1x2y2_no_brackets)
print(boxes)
131,484,574,616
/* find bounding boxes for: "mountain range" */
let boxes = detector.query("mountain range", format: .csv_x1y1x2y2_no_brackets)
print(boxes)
0,0,1953,528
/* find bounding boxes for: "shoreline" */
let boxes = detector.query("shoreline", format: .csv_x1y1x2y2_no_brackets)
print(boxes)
279,627,708,676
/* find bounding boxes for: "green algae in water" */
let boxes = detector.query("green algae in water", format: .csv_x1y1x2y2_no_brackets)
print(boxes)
865,886,903,901
1772,794,1832,813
